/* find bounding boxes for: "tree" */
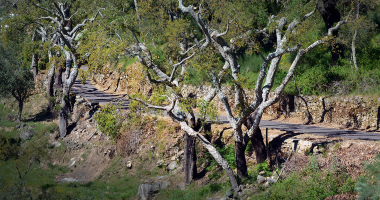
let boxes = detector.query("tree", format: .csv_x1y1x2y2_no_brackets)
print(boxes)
317,0,345,64
31,0,104,137
0,39,34,122
117,0,351,188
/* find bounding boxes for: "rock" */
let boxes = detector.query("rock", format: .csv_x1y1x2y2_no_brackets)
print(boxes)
177,182,186,190
167,161,178,171
225,188,234,198
126,161,132,169
51,142,61,148
177,150,184,156
264,182,271,188
20,130,35,140
156,159,164,167
58,178,79,183
259,171,266,175
27,125,35,129
138,184,158,200
16,123,26,130
267,178,277,184
68,158,76,168
160,181,170,189
257,175,266,184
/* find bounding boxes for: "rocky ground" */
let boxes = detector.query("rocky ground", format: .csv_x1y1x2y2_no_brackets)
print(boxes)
35,95,379,199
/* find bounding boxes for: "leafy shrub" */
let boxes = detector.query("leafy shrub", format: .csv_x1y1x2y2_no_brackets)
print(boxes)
356,153,380,200
0,135,19,161
94,103,123,139
252,156,356,199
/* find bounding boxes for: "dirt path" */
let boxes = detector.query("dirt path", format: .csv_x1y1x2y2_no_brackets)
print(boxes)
71,70,380,141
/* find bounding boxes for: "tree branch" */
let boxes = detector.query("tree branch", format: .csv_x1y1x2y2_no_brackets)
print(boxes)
70,8,105,36
170,52,196,82
216,18,235,37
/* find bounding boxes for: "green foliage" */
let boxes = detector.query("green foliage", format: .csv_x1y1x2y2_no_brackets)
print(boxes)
155,182,230,200
200,144,236,174
252,156,356,199
94,103,123,139
356,153,380,199
197,99,218,123
0,135,19,161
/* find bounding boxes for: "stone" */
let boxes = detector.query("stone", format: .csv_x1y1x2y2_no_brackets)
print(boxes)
126,161,132,169
177,182,186,190
20,130,35,140
257,175,266,184
16,123,26,129
177,150,184,156
51,142,61,148
156,159,164,167
264,182,271,188
138,184,158,200
167,161,177,171
267,178,277,184
160,181,170,189
68,158,76,168
225,188,234,198
58,178,79,183
259,171,265,175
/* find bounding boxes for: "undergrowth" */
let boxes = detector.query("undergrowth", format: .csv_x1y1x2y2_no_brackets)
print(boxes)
251,156,356,199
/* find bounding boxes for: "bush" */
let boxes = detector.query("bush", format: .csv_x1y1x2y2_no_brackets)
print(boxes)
356,153,380,200
251,156,356,199
94,103,123,139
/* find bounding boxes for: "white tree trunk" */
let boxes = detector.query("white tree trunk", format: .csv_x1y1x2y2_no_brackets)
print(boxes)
180,122,239,190
352,0,360,71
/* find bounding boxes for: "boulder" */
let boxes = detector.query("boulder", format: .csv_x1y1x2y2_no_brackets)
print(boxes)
16,123,26,130
257,175,266,184
177,182,186,190
138,184,158,200
267,178,277,184
20,130,35,140
51,142,61,148
156,159,164,167
167,161,178,171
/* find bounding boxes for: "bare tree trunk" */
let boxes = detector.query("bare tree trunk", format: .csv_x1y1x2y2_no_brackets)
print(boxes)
31,53,38,82
235,141,248,178
250,128,267,163
16,100,23,123
244,111,267,164
55,65,64,90
47,52,56,112
59,87,70,138
184,132,197,184
180,122,239,190
134,0,139,19
59,51,79,138
317,0,344,64
59,57,72,138
352,0,360,70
